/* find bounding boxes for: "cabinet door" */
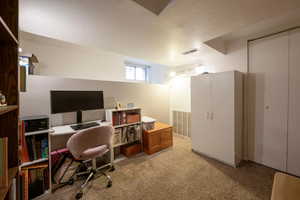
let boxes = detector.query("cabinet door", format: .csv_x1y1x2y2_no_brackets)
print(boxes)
248,33,289,171
191,74,212,152
288,29,300,176
160,128,173,149
211,71,236,165
148,131,161,154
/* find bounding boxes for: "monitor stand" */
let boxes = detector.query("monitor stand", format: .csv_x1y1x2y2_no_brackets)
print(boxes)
71,110,99,130
76,110,83,124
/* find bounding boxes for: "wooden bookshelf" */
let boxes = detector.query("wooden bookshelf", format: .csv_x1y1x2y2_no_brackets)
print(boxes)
105,108,143,161
0,105,18,116
0,0,19,199
0,17,18,45
21,158,49,168
0,167,18,200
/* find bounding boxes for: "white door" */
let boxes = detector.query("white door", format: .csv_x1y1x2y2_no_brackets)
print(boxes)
287,28,300,176
248,33,289,171
191,74,212,152
211,71,235,166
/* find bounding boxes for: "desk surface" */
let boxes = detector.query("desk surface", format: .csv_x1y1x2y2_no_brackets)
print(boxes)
50,121,112,136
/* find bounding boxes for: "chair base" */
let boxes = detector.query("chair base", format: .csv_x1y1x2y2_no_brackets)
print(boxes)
74,162,114,199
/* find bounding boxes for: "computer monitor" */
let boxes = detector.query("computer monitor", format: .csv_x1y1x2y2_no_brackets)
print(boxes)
50,90,104,124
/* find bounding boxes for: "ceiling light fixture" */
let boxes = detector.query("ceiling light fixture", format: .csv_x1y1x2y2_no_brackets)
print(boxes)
169,71,176,77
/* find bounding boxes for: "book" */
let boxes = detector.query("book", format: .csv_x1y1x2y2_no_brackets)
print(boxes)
113,113,119,126
41,138,48,158
25,137,33,161
28,170,44,199
0,137,8,188
21,163,48,200
121,112,127,124
31,136,37,160
22,169,29,200
20,121,30,163
36,140,41,159
43,168,49,190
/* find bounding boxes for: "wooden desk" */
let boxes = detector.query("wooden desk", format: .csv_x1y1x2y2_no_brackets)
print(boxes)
271,172,300,200
143,122,173,155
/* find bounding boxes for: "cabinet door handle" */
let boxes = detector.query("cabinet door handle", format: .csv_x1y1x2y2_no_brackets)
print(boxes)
265,105,270,110
210,112,214,120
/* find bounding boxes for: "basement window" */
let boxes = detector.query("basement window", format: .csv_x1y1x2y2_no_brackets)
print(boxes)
125,62,149,82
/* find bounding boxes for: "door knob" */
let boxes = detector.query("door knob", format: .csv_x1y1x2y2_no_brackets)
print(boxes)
265,105,270,110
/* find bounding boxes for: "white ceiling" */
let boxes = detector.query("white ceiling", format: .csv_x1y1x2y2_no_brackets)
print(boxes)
20,0,300,66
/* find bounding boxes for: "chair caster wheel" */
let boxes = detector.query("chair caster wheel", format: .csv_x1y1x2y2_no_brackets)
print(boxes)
107,181,112,188
68,178,74,185
75,192,83,199
109,166,115,172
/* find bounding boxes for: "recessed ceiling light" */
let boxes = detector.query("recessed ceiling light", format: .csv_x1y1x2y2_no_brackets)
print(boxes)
169,71,176,77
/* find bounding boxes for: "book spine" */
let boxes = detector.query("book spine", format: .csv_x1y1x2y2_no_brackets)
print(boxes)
25,137,33,161
36,140,41,159
31,137,37,161
41,138,48,158
21,121,30,163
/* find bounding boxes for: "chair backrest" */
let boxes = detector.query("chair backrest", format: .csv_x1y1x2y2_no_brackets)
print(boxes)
67,125,114,159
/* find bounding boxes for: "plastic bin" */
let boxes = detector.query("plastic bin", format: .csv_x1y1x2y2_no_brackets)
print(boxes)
142,116,156,131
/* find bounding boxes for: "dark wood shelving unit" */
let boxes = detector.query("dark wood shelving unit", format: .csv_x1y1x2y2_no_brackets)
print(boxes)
0,17,18,45
0,167,18,200
0,105,18,115
0,0,19,199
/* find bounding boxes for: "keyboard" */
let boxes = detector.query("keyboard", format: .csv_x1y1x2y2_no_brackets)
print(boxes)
71,122,100,131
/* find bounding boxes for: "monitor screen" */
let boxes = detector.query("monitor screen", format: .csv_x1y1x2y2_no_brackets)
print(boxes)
50,90,104,114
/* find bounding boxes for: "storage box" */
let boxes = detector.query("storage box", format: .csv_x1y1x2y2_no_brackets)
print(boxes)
142,116,156,131
126,114,140,124
120,142,141,157
113,129,122,146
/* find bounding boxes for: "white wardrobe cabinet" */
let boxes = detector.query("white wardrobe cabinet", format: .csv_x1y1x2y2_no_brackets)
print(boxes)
287,29,300,176
191,71,243,167
248,28,300,176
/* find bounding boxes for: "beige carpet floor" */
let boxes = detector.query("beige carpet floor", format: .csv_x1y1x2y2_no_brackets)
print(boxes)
45,136,276,200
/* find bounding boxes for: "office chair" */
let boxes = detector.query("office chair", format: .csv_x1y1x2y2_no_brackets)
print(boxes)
66,125,115,199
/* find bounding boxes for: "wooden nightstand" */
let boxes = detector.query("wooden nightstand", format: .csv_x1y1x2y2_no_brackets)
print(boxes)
143,122,173,155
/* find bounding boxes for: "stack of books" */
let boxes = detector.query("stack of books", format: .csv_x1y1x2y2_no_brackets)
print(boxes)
25,135,48,161
112,111,140,126
112,111,127,126
20,163,49,200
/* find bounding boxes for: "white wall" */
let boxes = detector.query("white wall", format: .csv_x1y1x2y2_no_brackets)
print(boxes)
201,39,247,73
20,75,170,126
169,76,191,124
169,39,247,114
20,32,168,84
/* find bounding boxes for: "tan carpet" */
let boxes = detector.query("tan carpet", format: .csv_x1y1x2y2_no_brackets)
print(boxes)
46,136,275,200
